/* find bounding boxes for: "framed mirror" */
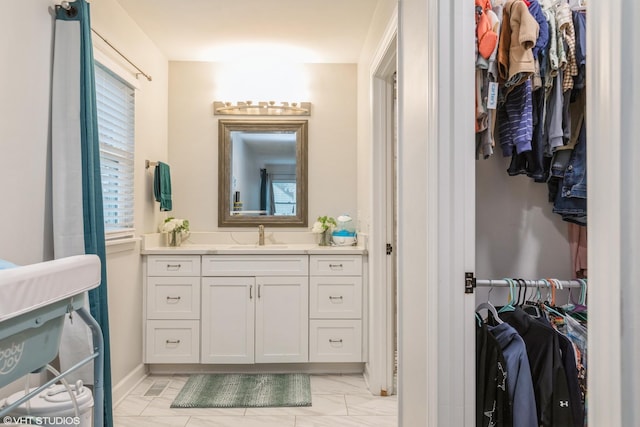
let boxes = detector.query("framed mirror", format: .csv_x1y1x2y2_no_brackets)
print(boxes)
218,119,308,227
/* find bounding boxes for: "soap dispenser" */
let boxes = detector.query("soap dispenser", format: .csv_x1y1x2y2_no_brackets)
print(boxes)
332,214,357,246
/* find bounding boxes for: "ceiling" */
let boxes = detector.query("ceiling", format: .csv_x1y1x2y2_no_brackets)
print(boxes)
115,0,381,63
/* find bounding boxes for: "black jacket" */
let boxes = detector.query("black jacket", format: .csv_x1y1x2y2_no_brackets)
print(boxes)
499,308,573,427
477,320,512,426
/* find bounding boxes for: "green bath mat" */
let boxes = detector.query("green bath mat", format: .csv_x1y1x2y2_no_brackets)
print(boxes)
170,373,312,408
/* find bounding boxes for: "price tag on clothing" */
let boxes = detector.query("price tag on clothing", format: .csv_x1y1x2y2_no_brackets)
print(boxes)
487,82,498,110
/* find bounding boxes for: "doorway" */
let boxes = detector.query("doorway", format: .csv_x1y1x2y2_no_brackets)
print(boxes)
368,25,398,397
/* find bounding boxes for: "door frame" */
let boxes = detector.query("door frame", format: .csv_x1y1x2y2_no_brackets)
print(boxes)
366,5,398,396
397,0,476,425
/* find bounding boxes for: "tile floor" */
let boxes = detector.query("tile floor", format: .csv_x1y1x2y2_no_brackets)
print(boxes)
114,373,397,427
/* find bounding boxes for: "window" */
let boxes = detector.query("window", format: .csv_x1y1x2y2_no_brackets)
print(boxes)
272,179,296,215
95,63,135,240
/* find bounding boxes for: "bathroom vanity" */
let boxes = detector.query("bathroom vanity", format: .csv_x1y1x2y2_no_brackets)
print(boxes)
142,238,367,372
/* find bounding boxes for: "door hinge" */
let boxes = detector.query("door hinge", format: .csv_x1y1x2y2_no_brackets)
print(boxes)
465,272,476,294
386,243,393,255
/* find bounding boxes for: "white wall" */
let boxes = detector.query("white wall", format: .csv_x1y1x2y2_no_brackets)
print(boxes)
476,154,572,280
0,0,56,266
357,0,398,234
0,0,169,400
91,0,170,399
168,61,358,230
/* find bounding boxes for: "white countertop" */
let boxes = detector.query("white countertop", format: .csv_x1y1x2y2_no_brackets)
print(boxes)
141,243,367,255
140,232,367,255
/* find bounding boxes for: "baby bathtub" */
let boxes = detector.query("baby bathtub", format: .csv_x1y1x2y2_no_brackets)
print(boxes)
0,255,104,427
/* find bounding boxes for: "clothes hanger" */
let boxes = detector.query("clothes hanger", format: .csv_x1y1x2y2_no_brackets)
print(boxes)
567,278,588,321
475,280,504,324
547,277,558,307
516,278,525,306
522,279,542,318
498,278,517,313
578,278,588,306
540,278,552,304
476,301,504,324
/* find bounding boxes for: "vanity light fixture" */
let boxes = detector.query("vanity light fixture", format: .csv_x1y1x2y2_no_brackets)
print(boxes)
213,101,311,116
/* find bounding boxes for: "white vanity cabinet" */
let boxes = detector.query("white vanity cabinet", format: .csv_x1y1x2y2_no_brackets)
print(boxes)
143,250,365,368
145,255,201,363
200,255,309,364
309,255,364,362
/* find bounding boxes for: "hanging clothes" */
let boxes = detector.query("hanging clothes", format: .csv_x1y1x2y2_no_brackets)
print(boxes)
497,0,539,88
477,321,512,426
568,222,587,278
489,322,538,427
499,307,574,426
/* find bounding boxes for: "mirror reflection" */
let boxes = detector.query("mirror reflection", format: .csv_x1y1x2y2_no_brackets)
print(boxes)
231,131,297,216
218,120,308,227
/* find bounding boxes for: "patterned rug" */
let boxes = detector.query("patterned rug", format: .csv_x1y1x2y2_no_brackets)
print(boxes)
170,373,312,408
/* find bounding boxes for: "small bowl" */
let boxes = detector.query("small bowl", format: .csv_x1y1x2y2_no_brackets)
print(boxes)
332,235,357,246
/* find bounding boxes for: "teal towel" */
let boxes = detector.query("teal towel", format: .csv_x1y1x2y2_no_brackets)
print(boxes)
154,161,172,211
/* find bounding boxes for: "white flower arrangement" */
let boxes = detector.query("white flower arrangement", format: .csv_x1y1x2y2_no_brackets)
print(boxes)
160,217,190,234
311,215,336,234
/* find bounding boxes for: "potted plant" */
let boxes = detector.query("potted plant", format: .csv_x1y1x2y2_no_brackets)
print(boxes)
312,215,336,246
160,217,190,247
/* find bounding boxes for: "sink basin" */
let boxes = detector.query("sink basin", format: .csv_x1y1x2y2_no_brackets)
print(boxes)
228,244,289,249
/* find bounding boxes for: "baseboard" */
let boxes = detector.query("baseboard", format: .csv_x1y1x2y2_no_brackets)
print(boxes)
148,363,365,376
112,364,148,405
363,362,372,392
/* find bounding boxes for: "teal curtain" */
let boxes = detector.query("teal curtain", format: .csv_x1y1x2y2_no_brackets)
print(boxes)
54,2,113,426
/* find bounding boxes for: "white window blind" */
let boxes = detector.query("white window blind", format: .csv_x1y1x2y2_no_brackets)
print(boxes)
95,63,136,240
272,180,296,215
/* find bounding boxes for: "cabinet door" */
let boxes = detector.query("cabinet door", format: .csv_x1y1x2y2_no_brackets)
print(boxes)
201,277,255,364
255,276,309,363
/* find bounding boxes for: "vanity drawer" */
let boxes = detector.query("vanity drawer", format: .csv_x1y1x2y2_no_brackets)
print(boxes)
147,255,201,276
309,255,362,276
201,255,308,276
309,320,362,362
145,320,200,363
147,277,200,319
310,277,362,319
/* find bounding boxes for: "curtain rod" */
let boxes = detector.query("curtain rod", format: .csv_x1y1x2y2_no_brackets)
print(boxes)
91,29,153,82
476,279,585,288
56,2,153,82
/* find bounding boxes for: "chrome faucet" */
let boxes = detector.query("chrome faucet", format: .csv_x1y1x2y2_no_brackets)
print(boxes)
258,224,265,246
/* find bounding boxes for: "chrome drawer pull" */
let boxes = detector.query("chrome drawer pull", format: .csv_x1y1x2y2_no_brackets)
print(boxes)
329,339,343,344
166,296,181,301
329,296,344,301
165,339,181,344
166,264,181,270
250,285,253,300
328,263,343,269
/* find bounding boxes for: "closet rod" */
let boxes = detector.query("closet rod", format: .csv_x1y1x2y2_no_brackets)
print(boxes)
476,279,584,288
55,1,153,82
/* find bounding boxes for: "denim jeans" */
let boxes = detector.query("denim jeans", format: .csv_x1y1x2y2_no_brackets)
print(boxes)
552,123,587,225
